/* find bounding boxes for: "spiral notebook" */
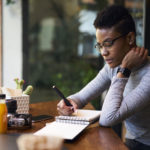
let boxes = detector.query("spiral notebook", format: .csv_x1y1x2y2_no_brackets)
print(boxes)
34,109,101,140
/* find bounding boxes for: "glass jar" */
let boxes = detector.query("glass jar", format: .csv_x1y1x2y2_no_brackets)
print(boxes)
0,94,7,133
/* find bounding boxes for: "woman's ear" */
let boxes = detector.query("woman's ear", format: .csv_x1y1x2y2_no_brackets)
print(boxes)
127,32,135,45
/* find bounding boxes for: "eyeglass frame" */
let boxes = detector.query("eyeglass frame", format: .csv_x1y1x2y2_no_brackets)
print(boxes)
95,33,128,53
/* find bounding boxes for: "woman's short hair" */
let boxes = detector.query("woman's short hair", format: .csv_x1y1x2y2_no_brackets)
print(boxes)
94,5,136,35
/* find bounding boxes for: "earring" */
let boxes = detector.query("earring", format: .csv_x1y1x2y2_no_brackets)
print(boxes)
129,41,133,45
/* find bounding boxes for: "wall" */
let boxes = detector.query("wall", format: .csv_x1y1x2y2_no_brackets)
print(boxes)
2,0,22,88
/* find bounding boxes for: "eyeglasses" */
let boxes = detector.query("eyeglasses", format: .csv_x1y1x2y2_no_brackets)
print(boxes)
95,34,127,53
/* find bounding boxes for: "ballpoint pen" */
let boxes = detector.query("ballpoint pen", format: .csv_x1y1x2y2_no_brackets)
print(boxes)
52,85,73,106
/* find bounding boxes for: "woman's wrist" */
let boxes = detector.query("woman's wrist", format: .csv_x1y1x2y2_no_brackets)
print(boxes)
120,64,132,70
117,67,131,78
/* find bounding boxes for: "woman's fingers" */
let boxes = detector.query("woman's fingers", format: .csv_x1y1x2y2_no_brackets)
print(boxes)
122,47,149,70
138,47,145,57
57,106,72,115
57,99,77,115
135,46,140,54
135,47,148,59
142,49,148,60
69,99,78,110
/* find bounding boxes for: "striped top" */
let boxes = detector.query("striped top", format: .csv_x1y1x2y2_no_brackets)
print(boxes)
69,58,150,145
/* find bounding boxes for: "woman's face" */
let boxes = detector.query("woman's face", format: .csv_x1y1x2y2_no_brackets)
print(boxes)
96,28,131,68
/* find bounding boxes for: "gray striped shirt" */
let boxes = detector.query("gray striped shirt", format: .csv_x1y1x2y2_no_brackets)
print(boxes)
69,58,150,145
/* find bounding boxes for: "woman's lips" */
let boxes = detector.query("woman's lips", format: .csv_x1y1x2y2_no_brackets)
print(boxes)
105,59,113,64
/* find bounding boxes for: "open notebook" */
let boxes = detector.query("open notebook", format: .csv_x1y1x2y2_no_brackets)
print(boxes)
34,109,101,140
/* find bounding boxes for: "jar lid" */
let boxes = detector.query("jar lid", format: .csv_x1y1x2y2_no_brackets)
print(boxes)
0,94,6,99
6,99,17,113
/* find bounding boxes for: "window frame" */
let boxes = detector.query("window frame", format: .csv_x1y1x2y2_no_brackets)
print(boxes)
0,0,2,86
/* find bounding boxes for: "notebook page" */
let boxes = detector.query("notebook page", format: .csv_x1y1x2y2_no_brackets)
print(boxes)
34,121,88,140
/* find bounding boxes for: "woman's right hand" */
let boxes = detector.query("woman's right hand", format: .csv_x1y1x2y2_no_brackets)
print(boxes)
57,99,78,116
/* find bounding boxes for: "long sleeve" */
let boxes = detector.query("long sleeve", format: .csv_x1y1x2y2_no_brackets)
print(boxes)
100,71,150,126
68,64,111,108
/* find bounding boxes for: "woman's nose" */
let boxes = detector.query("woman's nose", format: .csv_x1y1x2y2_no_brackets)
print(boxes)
101,47,109,56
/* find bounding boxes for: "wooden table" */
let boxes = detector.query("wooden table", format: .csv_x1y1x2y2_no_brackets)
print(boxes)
6,100,129,150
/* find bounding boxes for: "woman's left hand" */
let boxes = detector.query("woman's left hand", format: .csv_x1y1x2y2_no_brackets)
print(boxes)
121,47,148,70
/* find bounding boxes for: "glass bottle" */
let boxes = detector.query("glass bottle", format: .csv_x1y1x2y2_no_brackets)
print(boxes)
0,94,7,133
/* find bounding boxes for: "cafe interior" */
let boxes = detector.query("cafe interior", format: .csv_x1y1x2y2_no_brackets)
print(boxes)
0,0,150,150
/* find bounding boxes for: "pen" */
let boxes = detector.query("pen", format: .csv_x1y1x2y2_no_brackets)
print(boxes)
52,85,73,106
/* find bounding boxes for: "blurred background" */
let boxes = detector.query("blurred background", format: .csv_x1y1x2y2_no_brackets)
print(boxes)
1,0,149,109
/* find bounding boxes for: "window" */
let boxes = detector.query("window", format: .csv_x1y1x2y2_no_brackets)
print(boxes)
24,0,107,105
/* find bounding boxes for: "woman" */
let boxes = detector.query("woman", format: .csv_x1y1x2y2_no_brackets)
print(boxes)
57,5,150,150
